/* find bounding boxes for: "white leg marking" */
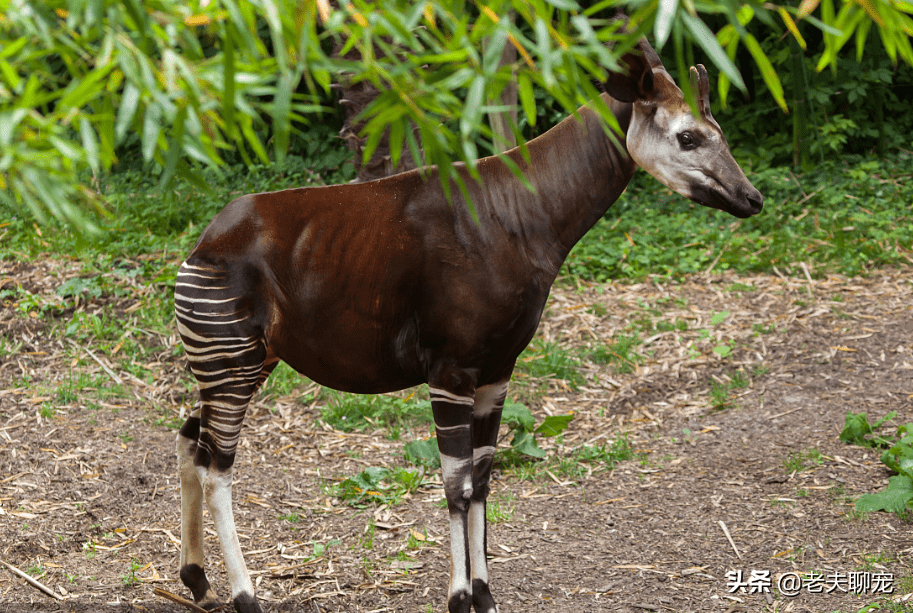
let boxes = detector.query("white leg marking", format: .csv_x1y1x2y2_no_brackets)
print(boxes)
428,386,476,406
202,469,255,601
468,500,489,585
473,381,509,418
448,509,471,598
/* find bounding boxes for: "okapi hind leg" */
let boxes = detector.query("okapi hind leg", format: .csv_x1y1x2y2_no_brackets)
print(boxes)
176,361,279,611
174,257,278,612
176,403,220,609
183,356,274,613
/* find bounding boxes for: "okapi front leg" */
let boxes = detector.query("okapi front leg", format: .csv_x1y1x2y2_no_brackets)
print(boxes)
430,384,476,613
468,381,508,613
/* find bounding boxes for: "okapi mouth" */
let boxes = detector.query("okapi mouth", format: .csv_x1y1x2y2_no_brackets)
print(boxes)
689,181,764,219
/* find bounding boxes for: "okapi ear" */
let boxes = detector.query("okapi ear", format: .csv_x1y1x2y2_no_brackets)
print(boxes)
689,64,714,120
603,43,655,103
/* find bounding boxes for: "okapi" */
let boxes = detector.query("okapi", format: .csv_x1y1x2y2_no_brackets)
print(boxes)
174,38,763,613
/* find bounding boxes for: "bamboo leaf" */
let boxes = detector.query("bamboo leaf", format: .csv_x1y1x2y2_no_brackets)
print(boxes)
79,117,100,175
517,72,537,126
389,117,404,170
681,12,745,91
797,0,820,20
272,71,295,169
654,0,679,49
141,104,161,163
159,105,187,190
743,33,787,111
49,135,83,161
461,74,486,137
115,83,140,143
779,7,807,50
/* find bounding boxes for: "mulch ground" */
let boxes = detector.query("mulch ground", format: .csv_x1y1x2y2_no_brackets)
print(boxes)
1,258,912,613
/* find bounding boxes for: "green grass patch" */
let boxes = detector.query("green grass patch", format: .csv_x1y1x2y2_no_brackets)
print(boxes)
514,338,584,390
320,391,432,439
782,447,825,473
590,333,643,374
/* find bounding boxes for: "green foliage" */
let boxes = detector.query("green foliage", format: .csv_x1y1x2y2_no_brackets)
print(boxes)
404,437,441,469
840,411,897,448
320,392,432,439
782,447,824,473
590,333,643,374
335,466,425,507
0,0,329,234
576,436,634,467
515,338,584,389
841,412,913,517
403,402,574,468
4,0,910,236
500,402,572,460
718,28,913,169
486,491,516,524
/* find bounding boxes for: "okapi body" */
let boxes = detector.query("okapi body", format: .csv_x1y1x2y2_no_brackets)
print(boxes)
174,39,763,613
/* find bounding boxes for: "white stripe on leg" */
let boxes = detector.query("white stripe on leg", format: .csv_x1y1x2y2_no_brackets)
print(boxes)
473,382,508,418
448,508,471,599
202,469,256,602
468,500,488,585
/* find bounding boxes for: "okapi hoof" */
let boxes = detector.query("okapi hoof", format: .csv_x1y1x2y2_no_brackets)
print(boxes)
232,592,264,613
447,589,473,613
471,579,497,613
179,564,221,610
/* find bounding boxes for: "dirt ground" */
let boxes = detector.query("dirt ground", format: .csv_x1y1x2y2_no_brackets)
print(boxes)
1,258,912,613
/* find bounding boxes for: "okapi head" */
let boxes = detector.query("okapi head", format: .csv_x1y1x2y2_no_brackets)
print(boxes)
604,39,764,219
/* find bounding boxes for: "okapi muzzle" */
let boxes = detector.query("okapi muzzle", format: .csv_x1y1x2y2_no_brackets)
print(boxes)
173,36,764,613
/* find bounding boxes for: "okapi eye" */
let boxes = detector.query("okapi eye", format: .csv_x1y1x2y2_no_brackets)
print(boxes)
678,132,697,150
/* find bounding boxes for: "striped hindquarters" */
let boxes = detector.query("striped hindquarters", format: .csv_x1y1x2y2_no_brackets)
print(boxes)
174,261,269,466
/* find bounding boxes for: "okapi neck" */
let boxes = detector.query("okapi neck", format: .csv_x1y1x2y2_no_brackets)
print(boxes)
503,96,637,272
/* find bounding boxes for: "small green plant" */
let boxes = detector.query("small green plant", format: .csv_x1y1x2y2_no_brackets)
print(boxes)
404,435,441,468
515,338,584,389
841,412,913,518
709,380,731,410
26,565,46,579
486,492,516,524
840,411,896,448
83,539,97,560
0,336,23,357
260,362,312,399
783,447,824,473
574,435,634,469
39,403,56,419
334,466,425,507
320,391,432,438
279,512,302,524
406,527,432,550
312,539,339,558
121,559,142,586
680,428,696,445
707,370,750,411
590,333,642,373
499,403,573,461
360,523,376,550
